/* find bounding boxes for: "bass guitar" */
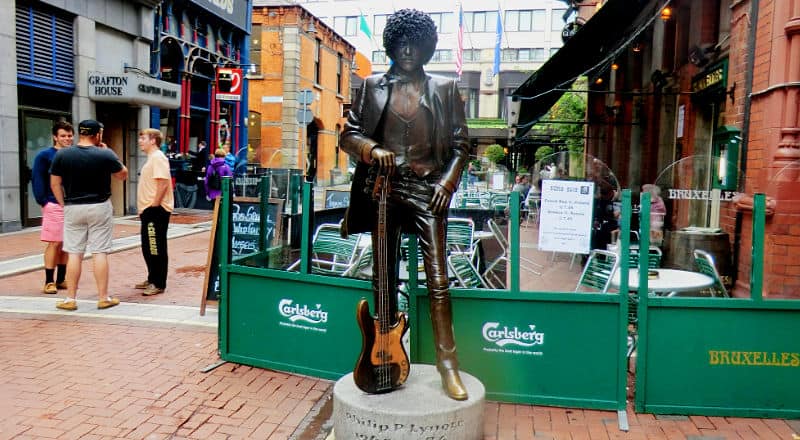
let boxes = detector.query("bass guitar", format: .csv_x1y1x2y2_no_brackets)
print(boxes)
353,174,410,393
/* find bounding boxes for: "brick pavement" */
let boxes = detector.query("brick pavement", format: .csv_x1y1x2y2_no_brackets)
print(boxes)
1,215,798,439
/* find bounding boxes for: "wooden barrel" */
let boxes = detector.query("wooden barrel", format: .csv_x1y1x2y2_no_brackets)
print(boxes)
663,230,732,288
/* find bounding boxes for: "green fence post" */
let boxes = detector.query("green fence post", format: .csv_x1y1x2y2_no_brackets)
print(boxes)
751,193,765,300
299,182,313,274
634,191,650,413
509,191,520,292
259,176,270,253
618,190,631,413
219,176,232,356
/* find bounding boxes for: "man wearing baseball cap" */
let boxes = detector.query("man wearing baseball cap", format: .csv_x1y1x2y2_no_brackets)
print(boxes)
50,119,129,311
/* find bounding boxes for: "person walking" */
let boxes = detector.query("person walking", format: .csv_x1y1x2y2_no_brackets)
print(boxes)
32,119,73,294
49,119,128,310
134,129,174,296
204,148,233,200
341,9,470,400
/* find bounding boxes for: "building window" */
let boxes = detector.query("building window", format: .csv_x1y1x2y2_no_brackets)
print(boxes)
504,9,546,32
314,39,321,85
374,14,389,36
463,49,481,62
464,11,499,33
333,16,357,36
460,88,479,118
430,49,452,63
428,12,454,33
372,50,387,64
337,53,343,95
15,4,75,92
249,24,262,76
501,48,545,62
551,9,566,31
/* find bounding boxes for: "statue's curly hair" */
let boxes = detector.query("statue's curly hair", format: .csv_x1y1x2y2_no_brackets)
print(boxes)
383,9,438,65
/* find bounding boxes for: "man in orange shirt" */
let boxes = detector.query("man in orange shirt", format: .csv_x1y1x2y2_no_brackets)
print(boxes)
134,128,174,296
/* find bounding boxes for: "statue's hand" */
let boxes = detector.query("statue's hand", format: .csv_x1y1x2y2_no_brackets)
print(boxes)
429,184,452,216
370,147,395,176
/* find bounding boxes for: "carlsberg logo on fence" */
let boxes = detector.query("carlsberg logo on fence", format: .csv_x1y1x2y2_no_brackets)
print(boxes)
278,299,328,324
482,322,544,347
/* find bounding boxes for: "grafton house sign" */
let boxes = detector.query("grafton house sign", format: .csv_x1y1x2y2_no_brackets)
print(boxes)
88,72,181,109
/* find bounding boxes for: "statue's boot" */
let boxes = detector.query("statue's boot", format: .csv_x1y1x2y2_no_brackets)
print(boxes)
430,299,468,400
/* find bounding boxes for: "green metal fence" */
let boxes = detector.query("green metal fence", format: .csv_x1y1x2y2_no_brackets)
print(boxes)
632,193,800,418
216,178,798,419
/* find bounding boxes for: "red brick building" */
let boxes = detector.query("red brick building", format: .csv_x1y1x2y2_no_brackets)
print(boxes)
248,2,355,184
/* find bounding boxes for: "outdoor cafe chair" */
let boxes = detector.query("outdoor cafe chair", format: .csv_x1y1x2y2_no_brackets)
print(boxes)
447,247,488,289
693,249,729,297
483,218,543,288
287,222,362,277
446,217,476,256
522,191,541,226
575,249,619,294
628,246,662,269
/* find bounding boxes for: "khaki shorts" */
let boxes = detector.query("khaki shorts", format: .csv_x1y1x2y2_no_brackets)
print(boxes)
63,200,113,254
40,202,64,242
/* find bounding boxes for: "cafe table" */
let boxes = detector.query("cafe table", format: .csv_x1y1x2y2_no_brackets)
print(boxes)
610,268,714,296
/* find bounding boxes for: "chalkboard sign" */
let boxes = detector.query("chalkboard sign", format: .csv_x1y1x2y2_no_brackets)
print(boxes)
324,189,351,209
202,196,284,311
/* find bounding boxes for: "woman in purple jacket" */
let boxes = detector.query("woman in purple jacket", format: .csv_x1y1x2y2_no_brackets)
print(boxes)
204,148,233,200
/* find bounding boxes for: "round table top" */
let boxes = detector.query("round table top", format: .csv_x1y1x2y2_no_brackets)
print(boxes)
611,268,714,294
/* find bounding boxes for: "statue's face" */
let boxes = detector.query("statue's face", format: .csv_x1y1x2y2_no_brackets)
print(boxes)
390,38,424,75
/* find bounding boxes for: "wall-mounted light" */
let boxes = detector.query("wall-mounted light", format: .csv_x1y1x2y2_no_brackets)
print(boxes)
660,6,672,21
611,63,619,71
632,42,643,52
595,77,604,85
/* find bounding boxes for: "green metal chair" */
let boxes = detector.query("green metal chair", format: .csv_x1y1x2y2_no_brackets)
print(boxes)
628,246,662,268
483,218,543,288
447,247,488,289
446,217,475,255
693,249,729,297
575,249,619,293
287,222,363,277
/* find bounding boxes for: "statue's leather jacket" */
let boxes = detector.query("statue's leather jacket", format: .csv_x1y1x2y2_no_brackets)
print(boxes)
341,70,469,236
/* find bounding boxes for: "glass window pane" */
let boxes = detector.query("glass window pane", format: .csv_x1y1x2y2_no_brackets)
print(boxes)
487,11,498,32
374,15,387,36
505,11,518,32
441,12,454,33
519,11,531,31
474,12,486,32
533,48,545,61
464,12,473,32
552,9,566,31
346,16,357,36
518,49,530,61
532,10,545,31
333,16,346,35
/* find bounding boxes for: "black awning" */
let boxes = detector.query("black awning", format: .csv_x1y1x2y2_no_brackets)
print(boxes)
511,0,661,138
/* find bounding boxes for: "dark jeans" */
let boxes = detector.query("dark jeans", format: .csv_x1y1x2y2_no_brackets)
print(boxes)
139,206,171,288
371,179,450,325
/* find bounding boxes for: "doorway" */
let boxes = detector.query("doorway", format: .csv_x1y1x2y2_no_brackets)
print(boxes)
18,108,71,227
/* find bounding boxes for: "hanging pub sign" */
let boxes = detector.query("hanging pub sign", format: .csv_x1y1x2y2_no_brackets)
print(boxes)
216,68,243,101
691,59,728,101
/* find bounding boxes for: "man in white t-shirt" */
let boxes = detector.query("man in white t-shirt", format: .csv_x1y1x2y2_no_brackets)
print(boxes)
134,128,174,296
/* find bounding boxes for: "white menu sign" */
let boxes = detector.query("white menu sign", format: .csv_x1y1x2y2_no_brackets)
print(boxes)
538,179,594,254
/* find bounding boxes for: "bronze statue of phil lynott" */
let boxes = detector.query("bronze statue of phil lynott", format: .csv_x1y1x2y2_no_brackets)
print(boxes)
341,9,470,400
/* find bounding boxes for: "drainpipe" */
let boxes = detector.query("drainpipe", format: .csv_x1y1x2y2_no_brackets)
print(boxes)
731,0,759,289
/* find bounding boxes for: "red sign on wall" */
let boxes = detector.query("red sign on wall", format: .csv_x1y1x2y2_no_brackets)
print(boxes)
216,68,243,101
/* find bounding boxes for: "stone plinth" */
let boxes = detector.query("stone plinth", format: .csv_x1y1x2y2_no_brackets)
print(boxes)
333,364,485,440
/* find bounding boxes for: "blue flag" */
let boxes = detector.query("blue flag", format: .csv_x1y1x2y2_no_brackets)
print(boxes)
493,7,502,76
